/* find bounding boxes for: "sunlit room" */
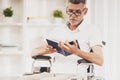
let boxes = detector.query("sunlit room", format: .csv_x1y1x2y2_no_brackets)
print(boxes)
0,0,119,80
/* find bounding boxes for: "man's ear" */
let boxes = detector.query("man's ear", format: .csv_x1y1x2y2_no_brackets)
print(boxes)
83,8,88,15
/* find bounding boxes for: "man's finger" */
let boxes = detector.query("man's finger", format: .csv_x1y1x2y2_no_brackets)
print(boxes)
47,45,54,49
73,40,77,46
64,40,71,47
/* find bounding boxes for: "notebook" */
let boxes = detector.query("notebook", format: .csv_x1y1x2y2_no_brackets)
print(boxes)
46,39,80,56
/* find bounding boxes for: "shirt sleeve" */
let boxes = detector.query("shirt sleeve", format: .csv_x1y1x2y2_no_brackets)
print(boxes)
89,26,103,47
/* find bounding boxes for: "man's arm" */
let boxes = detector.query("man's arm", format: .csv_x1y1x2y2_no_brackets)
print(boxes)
31,44,57,57
58,40,103,66
75,45,103,66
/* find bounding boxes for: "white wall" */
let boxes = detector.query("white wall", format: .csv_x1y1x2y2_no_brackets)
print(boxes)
87,0,120,80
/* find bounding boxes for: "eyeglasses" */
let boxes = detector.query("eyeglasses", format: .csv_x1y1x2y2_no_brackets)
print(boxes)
66,9,84,16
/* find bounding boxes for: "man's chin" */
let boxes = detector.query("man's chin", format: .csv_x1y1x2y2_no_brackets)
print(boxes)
70,22,78,26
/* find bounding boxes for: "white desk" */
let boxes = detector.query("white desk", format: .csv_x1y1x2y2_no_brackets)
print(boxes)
18,72,83,80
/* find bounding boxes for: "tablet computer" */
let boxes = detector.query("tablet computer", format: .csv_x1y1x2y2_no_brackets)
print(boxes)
46,39,80,56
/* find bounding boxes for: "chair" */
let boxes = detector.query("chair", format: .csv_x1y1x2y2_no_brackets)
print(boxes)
31,41,106,80
77,41,106,80
77,59,94,80
32,55,52,74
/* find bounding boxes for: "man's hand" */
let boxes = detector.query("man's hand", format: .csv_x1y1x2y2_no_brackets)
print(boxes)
58,40,79,54
31,45,57,57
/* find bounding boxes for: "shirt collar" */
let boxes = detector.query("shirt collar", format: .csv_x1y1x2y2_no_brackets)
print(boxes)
77,19,86,31
66,19,86,31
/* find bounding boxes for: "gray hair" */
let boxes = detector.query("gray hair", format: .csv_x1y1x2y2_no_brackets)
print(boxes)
68,0,86,4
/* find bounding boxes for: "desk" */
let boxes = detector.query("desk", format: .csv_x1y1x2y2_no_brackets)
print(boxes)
18,72,83,80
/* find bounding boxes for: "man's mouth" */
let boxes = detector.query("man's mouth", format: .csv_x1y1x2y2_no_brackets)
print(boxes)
70,19,76,22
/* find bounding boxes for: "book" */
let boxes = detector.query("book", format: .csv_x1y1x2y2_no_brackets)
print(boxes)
46,39,80,56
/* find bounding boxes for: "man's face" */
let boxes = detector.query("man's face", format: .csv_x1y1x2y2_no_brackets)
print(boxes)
66,2,87,26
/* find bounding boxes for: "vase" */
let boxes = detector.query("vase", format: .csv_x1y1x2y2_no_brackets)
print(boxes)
54,18,63,24
4,17,13,23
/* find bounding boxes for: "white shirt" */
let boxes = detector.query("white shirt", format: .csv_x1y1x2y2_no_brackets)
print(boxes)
46,20,102,74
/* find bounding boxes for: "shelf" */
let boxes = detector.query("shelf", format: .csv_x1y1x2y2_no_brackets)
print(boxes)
0,44,22,56
0,23,23,26
1,43,19,47
24,23,64,26
0,51,23,56
0,22,63,27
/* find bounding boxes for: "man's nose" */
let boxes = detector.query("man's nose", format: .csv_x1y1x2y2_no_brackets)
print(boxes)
70,13,77,18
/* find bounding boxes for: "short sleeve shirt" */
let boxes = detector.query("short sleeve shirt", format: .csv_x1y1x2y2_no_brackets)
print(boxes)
47,20,102,73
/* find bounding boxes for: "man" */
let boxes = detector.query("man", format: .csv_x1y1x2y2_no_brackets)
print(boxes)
32,0,103,73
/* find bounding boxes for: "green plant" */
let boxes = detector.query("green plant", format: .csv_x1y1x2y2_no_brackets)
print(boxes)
53,10,64,18
3,7,13,17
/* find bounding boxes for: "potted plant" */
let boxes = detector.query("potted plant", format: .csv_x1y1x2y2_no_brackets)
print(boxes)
3,7,14,22
52,9,64,23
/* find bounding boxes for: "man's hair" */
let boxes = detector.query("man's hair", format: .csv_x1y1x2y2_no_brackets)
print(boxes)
68,0,86,4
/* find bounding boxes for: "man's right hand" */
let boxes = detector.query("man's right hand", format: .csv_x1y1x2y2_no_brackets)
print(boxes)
31,45,57,57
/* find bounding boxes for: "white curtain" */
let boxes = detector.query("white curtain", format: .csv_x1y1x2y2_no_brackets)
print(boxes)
87,0,120,80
